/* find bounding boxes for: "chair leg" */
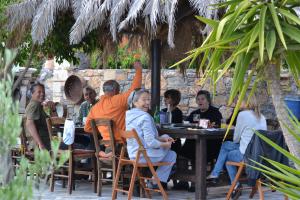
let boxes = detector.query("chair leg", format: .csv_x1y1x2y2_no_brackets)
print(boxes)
61,168,66,188
50,168,55,192
127,164,138,200
137,169,150,198
92,157,97,193
148,164,168,200
249,181,259,198
97,159,102,196
257,179,264,200
68,154,73,194
112,161,123,200
226,164,244,200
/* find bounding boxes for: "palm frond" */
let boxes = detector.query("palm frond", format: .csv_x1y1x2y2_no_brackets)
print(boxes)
71,0,83,19
118,0,146,31
189,0,224,35
6,0,41,31
86,0,112,34
109,0,130,41
31,0,70,44
70,0,101,44
143,0,161,36
166,0,178,48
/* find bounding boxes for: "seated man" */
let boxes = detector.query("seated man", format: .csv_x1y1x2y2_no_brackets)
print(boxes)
84,62,142,157
25,82,56,150
77,86,98,124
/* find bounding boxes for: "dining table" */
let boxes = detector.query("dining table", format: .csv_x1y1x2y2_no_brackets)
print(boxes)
158,124,234,200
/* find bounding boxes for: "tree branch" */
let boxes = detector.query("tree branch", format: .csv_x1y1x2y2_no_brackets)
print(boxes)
12,44,37,93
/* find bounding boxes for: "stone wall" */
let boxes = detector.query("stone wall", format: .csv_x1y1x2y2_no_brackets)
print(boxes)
45,67,299,121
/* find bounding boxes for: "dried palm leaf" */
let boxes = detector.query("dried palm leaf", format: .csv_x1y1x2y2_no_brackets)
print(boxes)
118,0,146,31
109,0,130,41
71,0,83,19
6,0,41,31
166,0,178,48
31,0,70,44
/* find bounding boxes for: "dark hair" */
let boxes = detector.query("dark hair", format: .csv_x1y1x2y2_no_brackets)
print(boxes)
164,89,181,106
103,80,120,93
30,82,45,95
28,82,45,99
127,88,150,109
83,85,96,95
196,90,211,105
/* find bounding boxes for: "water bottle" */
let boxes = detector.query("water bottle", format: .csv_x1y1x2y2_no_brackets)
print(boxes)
167,104,172,124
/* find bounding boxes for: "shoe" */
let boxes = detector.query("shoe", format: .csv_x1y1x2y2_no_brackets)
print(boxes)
206,174,218,185
206,174,218,180
147,181,168,190
173,181,189,190
231,183,242,200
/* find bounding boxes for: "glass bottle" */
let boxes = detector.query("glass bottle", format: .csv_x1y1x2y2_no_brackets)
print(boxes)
166,104,172,124
153,106,160,124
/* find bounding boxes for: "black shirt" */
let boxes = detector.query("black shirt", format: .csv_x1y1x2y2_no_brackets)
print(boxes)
186,106,222,127
161,107,183,123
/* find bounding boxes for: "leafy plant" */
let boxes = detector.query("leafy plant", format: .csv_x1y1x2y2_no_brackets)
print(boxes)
250,109,300,199
173,0,300,162
107,45,148,69
0,48,69,199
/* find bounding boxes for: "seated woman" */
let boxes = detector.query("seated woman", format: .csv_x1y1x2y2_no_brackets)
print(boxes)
180,90,223,161
161,89,183,154
207,95,267,198
25,82,56,150
126,88,177,189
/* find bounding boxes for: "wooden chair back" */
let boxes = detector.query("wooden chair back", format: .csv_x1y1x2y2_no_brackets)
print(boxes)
46,117,65,139
90,118,116,157
20,116,30,154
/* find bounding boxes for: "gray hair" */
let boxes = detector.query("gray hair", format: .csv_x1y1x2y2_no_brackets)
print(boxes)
128,88,149,109
103,80,120,93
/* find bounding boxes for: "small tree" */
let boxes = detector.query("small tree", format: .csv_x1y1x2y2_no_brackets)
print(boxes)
0,48,68,199
175,0,300,164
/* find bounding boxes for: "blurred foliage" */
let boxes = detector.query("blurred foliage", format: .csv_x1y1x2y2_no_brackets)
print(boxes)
107,44,148,69
251,109,300,199
0,47,69,199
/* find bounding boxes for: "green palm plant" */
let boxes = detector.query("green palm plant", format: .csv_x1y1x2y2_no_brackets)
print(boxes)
173,0,300,162
250,110,300,199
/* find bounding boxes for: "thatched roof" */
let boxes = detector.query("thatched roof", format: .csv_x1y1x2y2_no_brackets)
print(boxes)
6,0,224,48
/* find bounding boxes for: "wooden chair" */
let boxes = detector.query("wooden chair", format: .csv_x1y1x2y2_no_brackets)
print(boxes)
12,117,35,170
225,161,263,200
46,117,96,194
112,129,171,200
226,129,289,200
90,118,120,196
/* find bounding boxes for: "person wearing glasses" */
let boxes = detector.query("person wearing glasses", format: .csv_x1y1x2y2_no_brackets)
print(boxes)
126,88,176,190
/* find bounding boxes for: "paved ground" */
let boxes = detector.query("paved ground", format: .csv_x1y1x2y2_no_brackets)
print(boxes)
34,180,286,200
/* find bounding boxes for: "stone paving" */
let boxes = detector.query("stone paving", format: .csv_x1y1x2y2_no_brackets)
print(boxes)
34,180,286,200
